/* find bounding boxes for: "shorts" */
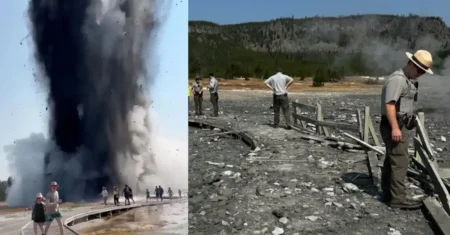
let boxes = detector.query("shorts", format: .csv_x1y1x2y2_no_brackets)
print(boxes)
46,212,62,222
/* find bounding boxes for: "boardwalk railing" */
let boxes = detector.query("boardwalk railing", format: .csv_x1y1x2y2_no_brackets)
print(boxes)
292,101,450,233
291,101,380,147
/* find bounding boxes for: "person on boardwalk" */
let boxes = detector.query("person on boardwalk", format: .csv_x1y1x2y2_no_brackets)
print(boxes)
168,187,173,201
158,185,164,201
113,186,120,206
32,193,46,235
178,189,182,198
44,181,64,235
99,187,108,206
208,73,219,117
123,185,131,205
191,76,204,115
154,186,160,201
264,68,294,130
146,189,150,202
379,50,433,209
128,185,135,204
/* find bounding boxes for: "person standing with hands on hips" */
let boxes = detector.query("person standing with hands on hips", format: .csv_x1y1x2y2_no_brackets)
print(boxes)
379,49,433,209
264,68,294,130
208,73,219,117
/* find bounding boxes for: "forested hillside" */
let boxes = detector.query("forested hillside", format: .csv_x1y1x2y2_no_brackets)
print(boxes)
189,14,450,78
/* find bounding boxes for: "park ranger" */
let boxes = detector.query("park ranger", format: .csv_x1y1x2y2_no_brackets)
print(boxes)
191,76,204,115
380,49,433,209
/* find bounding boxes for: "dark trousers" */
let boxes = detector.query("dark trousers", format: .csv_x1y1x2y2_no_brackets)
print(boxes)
113,195,119,205
194,94,203,114
273,94,291,126
210,93,219,116
380,119,410,203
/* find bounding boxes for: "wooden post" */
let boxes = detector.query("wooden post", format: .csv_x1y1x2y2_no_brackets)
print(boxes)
363,107,370,143
363,106,380,146
368,116,381,147
292,102,298,126
415,112,425,165
316,104,329,136
356,110,363,140
316,104,322,135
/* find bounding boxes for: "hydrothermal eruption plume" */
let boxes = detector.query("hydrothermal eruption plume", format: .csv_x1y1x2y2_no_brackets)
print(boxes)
6,0,162,204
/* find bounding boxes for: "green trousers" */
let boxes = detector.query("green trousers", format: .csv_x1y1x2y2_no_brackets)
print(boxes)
380,121,410,203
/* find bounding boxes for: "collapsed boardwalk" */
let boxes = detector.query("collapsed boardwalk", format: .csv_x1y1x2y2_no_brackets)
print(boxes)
188,91,438,235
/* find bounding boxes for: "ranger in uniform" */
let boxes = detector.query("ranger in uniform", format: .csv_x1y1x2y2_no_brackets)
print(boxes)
264,68,294,129
380,49,433,209
191,76,204,115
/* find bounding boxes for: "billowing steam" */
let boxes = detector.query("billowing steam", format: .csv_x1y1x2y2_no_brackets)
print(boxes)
6,0,166,206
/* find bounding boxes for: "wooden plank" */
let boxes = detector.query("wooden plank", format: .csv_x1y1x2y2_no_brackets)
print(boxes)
423,197,450,235
293,113,359,132
439,168,450,179
415,137,450,214
415,112,425,165
356,110,363,140
415,116,436,161
291,124,315,134
316,104,329,136
292,102,316,112
368,117,381,146
364,106,370,143
367,151,380,187
343,132,385,155
316,104,322,135
292,102,298,126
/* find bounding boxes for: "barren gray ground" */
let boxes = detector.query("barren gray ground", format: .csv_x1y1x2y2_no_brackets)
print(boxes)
188,79,450,235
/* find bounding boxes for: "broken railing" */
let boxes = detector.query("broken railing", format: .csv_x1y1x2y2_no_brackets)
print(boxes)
291,101,382,153
291,101,450,234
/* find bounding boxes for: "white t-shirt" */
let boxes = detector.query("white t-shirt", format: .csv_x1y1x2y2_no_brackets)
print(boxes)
264,72,294,95
101,190,108,198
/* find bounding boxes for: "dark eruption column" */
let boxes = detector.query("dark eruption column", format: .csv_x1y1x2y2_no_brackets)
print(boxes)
28,0,158,200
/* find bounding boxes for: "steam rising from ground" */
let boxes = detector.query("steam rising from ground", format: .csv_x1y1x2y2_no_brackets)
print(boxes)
5,0,172,206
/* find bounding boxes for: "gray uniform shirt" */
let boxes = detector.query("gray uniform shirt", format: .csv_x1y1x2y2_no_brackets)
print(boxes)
191,82,203,94
209,77,218,93
264,72,294,95
380,69,418,116
45,191,60,213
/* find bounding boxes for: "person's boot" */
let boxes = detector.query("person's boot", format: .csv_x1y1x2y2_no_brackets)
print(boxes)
380,193,391,203
389,199,423,209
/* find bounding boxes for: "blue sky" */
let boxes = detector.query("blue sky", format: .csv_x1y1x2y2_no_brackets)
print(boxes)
0,1,187,181
189,0,450,25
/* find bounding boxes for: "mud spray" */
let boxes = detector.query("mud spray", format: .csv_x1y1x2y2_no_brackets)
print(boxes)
5,0,167,206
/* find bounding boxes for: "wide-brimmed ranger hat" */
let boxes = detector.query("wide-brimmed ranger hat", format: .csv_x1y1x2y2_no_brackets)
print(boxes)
406,50,433,74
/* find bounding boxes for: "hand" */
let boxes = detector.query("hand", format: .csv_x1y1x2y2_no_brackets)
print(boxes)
391,128,402,142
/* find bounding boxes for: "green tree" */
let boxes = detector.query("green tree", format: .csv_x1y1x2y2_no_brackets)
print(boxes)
313,68,325,87
254,64,263,78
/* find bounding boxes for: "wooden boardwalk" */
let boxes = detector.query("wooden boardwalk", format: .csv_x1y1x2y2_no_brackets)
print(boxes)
20,198,181,235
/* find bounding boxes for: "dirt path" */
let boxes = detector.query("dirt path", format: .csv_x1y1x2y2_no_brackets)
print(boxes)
188,78,382,93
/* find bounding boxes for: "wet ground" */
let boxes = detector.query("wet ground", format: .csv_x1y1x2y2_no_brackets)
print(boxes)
76,199,188,235
188,87,450,235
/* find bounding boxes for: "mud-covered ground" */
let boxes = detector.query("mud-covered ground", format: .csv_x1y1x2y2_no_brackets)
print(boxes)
188,85,450,235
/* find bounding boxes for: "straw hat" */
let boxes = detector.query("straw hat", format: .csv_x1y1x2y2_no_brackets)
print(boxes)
50,181,58,187
36,193,43,198
406,50,433,74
